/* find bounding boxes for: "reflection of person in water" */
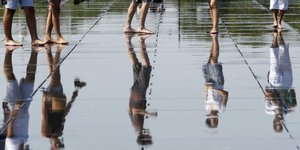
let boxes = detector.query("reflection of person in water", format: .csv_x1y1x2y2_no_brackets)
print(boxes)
2,45,40,149
264,30,296,133
124,33,157,148
202,34,228,128
41,44,86,149
149,0,165,12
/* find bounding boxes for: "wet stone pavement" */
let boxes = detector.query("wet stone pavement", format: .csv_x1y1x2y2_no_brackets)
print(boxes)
0,0,300,149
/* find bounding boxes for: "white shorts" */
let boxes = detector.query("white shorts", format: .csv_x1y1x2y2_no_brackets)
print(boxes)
270,0,289,10
5,0,34,10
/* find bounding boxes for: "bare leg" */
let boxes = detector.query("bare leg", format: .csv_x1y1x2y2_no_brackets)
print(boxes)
136,2,154,34
138,34,151,66
44,5,55,43
209,0,218,34
124,1,138,33
51,0,68,44
277,10,285,29
272,9,278,28
23,6,45,46
124,33,138,64
25,47,40,82
209,34,219,64
3,9,23,46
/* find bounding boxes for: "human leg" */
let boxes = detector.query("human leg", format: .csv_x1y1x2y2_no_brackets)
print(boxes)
136,1,154,34
44,4,55,43
271,9,278,28
3,9,23,46
51,0,68,44
23,6,45,45
277,0,288,29
124,0,138,33
208,0,218,34
270,0,279,28
277,10,285,29
138,34,151,66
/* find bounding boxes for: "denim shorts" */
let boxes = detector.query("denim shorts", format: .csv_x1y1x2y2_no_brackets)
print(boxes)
5,0,34,10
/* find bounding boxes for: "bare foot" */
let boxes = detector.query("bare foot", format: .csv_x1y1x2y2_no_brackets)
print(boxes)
5,45,22,52
56,37,69,45
208,28,218,34
273,22,278,28
278,24,284,29
44,37,56,43
124,26,136,33
136,27,154,34
32,39,46,46
4,40,23,46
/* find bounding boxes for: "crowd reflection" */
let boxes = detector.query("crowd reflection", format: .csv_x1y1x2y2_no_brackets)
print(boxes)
1,46,40,150
264,30,297,133
202,34,229,128
124,33,157,149
40,44,86,149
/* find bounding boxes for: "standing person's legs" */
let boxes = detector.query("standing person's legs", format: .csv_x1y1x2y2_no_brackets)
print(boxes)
208,0,218,34
136,1,153,34
22,6,45,45
124,0,138,33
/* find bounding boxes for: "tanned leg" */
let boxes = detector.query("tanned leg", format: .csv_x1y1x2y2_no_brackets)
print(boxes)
52,0,68,44
277,10,285,29
136,2,154,34
209,0,219,34
272,9,278,28
3,9,23,46
23,6,45,46
44,4,55,43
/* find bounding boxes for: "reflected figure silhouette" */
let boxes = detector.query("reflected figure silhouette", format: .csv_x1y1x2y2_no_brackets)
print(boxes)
1,46,40,150
202,34,228,128
125,33,157,149
264,30,296,133
149,0,165,12
41,44,86,149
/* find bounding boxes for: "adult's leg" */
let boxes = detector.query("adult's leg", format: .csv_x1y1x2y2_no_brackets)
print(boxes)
3,9,22,46
44,4,55,43
277,10,285,29
136,1,154,34
271,9,278,28
209,0,219,34
124,1,138,33
51,0,68,44
23,6,45,45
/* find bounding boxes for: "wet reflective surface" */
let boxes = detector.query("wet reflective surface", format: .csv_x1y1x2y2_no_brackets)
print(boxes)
0,0,300,149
